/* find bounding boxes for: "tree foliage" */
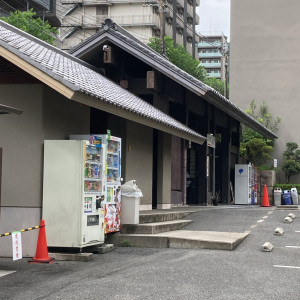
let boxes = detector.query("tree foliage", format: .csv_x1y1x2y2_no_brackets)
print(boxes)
205,77,227,95
1,9,58,45
240,100,280,165
282,142,300,183
149,36,230,91
242,138,273,165
147,36,229,96
148,36,207,82
244,100,281,135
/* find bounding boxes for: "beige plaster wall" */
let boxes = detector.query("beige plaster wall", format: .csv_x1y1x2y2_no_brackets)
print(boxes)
0,84,90,257
157,132,172,209
124,121,153,210
0,85,90,207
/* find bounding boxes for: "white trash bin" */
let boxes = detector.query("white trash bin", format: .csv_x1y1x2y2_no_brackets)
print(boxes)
291,188,298,205
121,180,143,224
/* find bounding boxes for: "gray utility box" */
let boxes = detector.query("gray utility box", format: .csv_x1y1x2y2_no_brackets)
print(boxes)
274,187,282,206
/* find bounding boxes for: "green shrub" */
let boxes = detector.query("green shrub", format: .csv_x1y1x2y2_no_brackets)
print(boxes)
120,239,134,247
273,183,300,193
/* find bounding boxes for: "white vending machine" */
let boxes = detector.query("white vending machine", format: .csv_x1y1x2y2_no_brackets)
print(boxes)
42,140,106,248
234,163,257,205
70,134,122,234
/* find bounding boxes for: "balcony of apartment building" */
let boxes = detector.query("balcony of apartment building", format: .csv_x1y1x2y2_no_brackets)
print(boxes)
62,14,108,28
62,13,160,29
112,13,160,28
61,0,158,5
198,40,222,49
200,61,221,69
198,50,222,59
206,69,221,79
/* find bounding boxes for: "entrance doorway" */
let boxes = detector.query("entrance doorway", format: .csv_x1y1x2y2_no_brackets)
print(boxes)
186,145,198,204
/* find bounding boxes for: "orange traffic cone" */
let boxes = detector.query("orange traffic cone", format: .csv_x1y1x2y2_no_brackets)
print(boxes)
261,185,271,207
28,219,54,264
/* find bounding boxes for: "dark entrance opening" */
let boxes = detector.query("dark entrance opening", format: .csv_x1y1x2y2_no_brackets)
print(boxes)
152,129,158,209
186,144,198,204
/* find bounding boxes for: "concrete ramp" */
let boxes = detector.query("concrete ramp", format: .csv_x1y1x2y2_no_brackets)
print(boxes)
157,230,250,250
110,230,250,251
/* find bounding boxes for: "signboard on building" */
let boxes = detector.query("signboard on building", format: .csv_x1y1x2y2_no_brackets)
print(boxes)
207,134,215,148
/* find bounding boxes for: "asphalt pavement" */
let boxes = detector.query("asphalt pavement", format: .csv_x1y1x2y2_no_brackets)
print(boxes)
0,205,299,300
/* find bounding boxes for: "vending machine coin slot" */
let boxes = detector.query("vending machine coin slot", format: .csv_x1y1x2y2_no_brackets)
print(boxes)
96,196,101,209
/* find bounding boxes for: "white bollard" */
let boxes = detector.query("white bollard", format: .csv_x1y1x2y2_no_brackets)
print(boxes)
288,213,296,219
284,216,293,223
261,242,274,252
274,227,285,236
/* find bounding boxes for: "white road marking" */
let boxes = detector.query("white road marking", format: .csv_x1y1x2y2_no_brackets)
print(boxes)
285,246,300,249
274,265,300,269
250,225,257,229
295,231,300,233
263,216,268,219
257,220,264,223
267,211,273,215
0,270,16,278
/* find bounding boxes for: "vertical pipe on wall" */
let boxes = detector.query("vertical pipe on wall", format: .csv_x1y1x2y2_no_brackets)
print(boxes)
0,148,2,210
173,0,177,45
183,0,187,48
192,0,196,59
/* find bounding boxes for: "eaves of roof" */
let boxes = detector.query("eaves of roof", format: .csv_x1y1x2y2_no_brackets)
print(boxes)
70,20,277,140
0,20,206,145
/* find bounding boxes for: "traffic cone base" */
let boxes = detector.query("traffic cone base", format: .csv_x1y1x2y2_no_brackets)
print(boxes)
28,258,54,264
261,185,271,207
28,219,54,264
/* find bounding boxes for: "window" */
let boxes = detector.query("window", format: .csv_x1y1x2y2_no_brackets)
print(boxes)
96,6,108,15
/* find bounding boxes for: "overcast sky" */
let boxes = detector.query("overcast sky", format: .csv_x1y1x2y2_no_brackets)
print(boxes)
196,0,231,39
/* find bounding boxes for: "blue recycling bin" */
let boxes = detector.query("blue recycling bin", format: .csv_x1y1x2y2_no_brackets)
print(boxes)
282,190,292,205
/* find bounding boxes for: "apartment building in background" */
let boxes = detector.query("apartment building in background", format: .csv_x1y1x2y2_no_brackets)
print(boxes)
0,0,60,26
57,0,200,57
197,34,229,81
230,0,300,182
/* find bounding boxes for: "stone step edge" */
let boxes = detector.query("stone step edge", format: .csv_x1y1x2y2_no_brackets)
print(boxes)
111,231,249,251
139,211,195,223
124,219,193,227
121,220,193,234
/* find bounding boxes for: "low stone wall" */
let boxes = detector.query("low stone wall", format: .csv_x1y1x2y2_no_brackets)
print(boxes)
257,170,276,205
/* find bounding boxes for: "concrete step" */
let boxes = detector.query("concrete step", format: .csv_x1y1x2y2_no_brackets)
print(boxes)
109,230,249,251
276,205,299,210
121,220,193,234
139,211,194,224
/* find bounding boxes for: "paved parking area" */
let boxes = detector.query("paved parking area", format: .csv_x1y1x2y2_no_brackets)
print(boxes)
0,206,299,299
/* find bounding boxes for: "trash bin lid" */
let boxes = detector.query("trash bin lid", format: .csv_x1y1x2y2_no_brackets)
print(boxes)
121,180,143,197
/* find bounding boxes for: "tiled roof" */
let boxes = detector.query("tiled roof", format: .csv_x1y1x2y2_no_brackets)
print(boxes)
70,19,277,140
0,20,206,144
